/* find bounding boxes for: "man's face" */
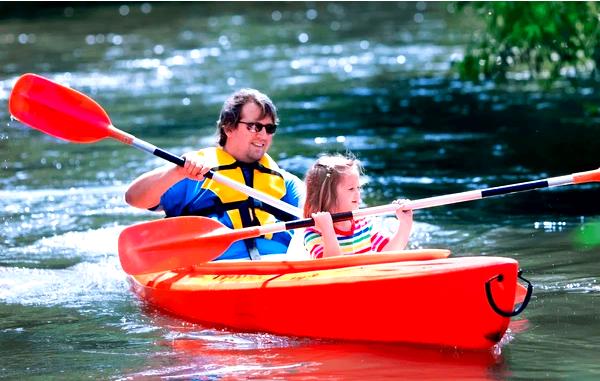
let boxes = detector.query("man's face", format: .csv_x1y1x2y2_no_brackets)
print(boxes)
224,102,274,163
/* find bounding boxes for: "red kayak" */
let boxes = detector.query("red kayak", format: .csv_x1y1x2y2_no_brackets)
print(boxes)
127,250,531,350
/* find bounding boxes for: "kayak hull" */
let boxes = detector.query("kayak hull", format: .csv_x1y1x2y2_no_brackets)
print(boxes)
128,251,522,350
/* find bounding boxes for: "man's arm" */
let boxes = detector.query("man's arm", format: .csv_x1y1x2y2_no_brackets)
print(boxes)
125,152,211,210
124,164,183,210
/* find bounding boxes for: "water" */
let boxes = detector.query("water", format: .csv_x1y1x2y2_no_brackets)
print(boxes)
1,3,599,380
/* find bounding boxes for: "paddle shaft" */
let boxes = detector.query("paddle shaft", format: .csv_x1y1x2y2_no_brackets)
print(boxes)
106,125,303,218
117,165,598,275
252,167,600,236
108,125,302,217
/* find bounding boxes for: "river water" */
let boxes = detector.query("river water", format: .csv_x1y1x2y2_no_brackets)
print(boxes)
1,3,599,380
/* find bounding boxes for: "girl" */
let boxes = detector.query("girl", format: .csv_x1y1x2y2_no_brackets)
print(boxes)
303,154,413,258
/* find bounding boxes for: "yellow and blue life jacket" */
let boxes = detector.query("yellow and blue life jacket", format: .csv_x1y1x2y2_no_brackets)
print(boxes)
159,147,302,260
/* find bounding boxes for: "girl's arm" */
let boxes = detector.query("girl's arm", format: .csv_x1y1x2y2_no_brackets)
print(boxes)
382,199,413,251
312,212,343,257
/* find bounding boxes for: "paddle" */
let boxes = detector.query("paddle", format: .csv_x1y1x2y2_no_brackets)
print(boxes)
119,167,600,275
8,73,302,218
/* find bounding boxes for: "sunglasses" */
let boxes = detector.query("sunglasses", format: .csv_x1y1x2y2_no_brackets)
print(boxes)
238,121,277,134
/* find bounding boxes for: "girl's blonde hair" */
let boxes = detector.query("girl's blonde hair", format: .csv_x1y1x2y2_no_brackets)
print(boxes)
303,154,362,218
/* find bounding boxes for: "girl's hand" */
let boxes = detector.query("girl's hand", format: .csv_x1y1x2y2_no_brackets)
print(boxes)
381,199,414,252
180,152,211,181
311,211,334,234
311,211,342,257
393,199,413,225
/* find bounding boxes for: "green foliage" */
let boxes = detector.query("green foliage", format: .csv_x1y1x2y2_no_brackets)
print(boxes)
573,219,600,249
457,2,600,81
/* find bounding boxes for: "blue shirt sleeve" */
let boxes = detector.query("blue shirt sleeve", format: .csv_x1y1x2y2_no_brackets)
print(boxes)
160,178,204,217
281,170,305,209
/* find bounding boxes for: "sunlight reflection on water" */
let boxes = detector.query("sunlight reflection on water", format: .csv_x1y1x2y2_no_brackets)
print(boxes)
1,2,599,380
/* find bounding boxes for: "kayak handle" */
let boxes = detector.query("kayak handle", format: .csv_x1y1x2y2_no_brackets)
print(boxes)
485,270,533,317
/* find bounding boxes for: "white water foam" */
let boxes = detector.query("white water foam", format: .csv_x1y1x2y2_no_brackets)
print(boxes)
0,226,130,307
0,257,128,307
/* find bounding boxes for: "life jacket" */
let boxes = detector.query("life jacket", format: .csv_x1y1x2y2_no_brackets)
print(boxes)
184,147,293,237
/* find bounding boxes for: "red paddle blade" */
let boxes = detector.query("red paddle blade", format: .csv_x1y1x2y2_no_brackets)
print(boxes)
9,73,112,143
573,168,600,184
118,216,260,275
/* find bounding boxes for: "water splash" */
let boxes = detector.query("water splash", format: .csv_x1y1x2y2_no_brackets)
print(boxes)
0,256,128,307
536,277,599,294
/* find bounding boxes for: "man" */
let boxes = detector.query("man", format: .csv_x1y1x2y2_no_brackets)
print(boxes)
125,88,304,260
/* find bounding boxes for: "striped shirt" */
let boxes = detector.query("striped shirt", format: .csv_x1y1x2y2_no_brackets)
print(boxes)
303,217,390,259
